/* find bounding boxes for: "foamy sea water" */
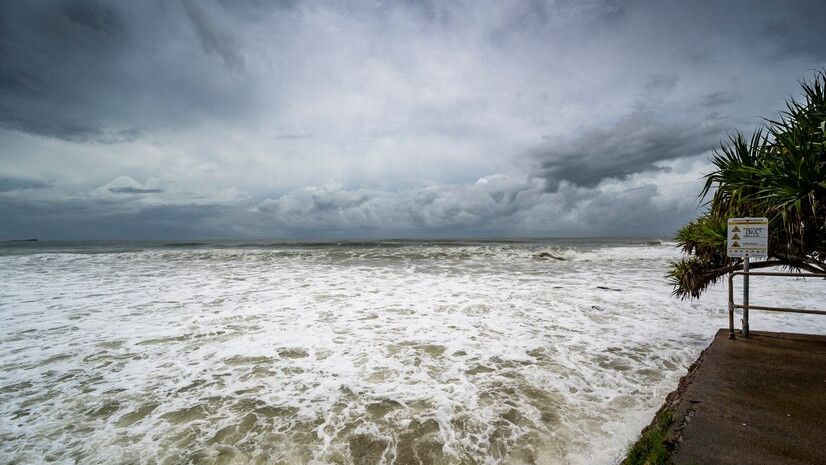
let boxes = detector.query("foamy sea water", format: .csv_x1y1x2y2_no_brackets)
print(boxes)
1,240,824,465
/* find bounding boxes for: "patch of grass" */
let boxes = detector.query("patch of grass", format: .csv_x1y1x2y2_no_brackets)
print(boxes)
622,409,674,465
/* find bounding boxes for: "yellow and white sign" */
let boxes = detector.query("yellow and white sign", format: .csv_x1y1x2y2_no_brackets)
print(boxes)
727,217,768,257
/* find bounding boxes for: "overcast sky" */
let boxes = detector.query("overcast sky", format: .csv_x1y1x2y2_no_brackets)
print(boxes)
1,0,824,240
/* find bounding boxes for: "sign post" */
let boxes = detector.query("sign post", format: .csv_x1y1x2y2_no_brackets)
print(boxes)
727,217,768,337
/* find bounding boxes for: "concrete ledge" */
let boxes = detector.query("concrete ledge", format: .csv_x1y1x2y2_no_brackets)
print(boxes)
630,329,826,465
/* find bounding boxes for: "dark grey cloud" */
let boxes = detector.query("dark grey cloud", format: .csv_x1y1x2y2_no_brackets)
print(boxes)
0,177,51,192
0,0,257,141
644,74,679,92
273,133,313,140
59,0,123,35
215,0,297,17
181,0,245,72
1,0,825,239
699,91,738,108
0,0,129,140
761,7,826,61
0,199,236,240
108,186,164,194
0,164,705,240
252,169,700,238
533,110,726,191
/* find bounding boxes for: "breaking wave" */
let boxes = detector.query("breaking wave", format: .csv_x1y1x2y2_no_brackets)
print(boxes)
1,240,823,464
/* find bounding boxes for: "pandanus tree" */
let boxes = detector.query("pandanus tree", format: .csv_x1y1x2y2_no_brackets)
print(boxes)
669,71,826,299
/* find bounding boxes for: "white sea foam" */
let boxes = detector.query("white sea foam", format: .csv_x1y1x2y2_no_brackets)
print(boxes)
1,241,824,465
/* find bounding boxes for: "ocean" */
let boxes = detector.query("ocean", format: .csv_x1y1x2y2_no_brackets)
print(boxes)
1,239,824,465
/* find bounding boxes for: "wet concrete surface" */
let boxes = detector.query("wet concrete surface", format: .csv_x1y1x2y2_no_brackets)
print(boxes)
669,329,826,465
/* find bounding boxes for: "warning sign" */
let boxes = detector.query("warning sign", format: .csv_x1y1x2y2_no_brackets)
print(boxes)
727,217,768,258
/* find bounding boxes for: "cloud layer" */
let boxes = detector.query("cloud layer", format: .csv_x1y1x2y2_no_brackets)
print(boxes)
1,0,824,239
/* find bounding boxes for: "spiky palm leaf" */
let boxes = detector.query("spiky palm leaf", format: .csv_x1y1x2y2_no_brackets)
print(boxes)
669,71,826,298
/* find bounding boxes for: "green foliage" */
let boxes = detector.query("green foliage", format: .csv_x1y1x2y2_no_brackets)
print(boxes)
669,71,826,298
674,214,727,256
622,410,674,465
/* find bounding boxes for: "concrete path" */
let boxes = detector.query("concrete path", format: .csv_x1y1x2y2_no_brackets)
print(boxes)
668,330,826,465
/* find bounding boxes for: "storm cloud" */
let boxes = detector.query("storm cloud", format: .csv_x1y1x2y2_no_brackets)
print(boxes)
0,0,256,141
0,176,52,192
1,0,825,239
109,187,164,194
533,109,727,191
181,0,246,72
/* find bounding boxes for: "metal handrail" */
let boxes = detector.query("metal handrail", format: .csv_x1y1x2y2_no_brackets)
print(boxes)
728,270,826,339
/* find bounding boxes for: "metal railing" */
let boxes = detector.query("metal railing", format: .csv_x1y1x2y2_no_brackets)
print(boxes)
728,269,826,338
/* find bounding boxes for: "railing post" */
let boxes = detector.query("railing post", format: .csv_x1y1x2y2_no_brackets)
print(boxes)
725,271,826,330
728,272,735,339
742,255,750,337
